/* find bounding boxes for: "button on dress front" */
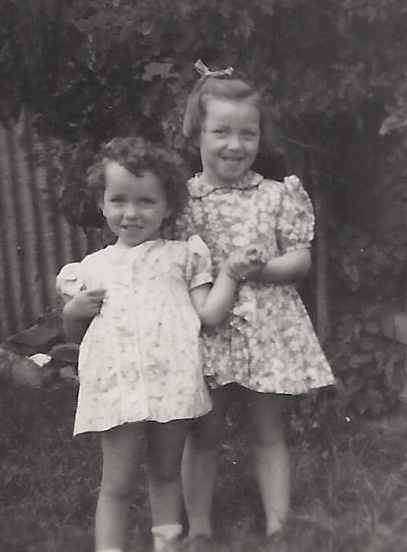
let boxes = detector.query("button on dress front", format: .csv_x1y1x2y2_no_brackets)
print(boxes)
56,236,213,435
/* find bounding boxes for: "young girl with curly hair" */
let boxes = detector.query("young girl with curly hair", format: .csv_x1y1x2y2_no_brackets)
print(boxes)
57,136,260,552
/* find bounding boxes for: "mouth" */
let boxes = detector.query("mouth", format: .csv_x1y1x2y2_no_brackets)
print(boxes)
221,156,244,166
122,224,143,231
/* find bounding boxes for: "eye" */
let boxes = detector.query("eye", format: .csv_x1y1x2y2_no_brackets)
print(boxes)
109,195,125,203
243,129,258,138
213,128,227,136
140,198,155,205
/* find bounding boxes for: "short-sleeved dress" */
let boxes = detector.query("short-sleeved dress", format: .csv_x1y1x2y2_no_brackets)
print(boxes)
56,236,213,435
175,171,335,394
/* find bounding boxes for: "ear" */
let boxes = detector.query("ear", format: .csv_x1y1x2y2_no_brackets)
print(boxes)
98,199,106,218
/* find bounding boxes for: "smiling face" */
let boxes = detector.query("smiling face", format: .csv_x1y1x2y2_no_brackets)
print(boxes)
101,161,171,248
199,96,260,186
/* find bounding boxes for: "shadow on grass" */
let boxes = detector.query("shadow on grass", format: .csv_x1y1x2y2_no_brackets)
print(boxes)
1,384,407,552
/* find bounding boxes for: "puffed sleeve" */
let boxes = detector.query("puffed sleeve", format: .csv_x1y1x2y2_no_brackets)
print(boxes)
276,175,315,254
186,235,213,290
56,262,86,299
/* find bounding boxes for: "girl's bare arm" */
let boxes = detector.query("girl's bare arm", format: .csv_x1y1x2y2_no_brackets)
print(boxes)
62,289,105,343
253,248,311,284
190,266,238,326
63,303,92,344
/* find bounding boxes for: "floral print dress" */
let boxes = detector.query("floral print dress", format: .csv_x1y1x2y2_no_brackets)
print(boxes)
175,171,335,394
56,236,213,435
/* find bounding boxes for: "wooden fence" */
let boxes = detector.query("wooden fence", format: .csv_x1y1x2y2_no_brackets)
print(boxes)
0,110,92,341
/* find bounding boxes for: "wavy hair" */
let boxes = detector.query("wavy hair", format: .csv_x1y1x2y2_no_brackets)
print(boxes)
86,136,189,227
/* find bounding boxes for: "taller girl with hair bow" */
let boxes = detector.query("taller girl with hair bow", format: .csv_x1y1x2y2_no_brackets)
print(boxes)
176,61,335,542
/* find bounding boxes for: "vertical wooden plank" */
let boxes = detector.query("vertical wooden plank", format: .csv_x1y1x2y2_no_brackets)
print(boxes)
0,113,93,340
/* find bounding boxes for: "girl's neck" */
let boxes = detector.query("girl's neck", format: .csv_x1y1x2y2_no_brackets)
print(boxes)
114,237,162,249
201,169,251,188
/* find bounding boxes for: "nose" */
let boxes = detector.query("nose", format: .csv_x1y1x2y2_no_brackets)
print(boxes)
226,133,243,150
123,202,139,218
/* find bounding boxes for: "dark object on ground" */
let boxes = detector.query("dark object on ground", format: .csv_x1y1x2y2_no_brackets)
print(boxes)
49,343,79,367
0,346,57,387
3,311,63,356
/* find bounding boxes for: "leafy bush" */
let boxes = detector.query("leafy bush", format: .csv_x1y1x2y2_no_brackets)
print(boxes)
5,0,407,416
327,225,407,415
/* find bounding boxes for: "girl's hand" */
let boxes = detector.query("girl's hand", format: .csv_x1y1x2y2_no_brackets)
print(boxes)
225,247,267,281
63,289,105,321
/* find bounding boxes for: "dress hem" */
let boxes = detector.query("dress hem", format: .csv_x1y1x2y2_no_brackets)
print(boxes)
206,378,336,395
73,409,213,436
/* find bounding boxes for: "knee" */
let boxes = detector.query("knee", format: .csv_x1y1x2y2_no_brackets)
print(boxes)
149,458,181,482
189,426,219,451
248,392,288,447
188,412,224,451
100,473,134,502
250,417,286,447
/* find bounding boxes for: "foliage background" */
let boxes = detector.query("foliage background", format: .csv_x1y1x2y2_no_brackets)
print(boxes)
2,0,407,414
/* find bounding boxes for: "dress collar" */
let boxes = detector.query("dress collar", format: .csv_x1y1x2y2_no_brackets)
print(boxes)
109,238,163,255
188,171,264,198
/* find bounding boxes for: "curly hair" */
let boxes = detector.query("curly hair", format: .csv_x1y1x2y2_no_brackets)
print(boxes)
86,136,189,227
182,75,273,154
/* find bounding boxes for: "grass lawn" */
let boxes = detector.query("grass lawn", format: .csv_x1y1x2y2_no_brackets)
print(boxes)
1,382,407,552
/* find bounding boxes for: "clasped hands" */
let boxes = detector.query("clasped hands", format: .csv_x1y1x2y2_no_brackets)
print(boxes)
224,246,267,282
63,245,267,320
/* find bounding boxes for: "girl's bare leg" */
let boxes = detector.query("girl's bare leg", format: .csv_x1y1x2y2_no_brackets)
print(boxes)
147,419,190,550
95,422,146,552
248,390,290,535
181,385,230,538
